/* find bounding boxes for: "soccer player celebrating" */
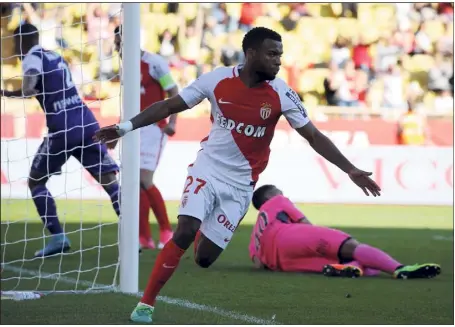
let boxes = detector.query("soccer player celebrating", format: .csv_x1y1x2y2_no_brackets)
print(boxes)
1,24,120,257
113,26,178,250
94,27,381,323
249,184,441,279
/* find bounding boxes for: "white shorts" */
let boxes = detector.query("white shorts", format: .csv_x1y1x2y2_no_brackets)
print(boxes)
140,124,167,171
178,164,252,249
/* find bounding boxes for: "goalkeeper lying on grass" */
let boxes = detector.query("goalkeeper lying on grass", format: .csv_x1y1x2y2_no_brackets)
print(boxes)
249,184,441,279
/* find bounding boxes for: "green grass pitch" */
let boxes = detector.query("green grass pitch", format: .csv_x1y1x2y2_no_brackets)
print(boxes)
1,199,453,324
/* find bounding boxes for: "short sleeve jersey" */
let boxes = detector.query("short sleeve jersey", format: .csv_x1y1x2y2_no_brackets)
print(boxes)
179,65,310,189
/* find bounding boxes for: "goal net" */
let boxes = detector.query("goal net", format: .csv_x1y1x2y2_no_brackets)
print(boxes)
1,3,140,295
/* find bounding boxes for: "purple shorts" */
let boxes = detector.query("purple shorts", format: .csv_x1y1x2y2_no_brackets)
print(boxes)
31,125,119,177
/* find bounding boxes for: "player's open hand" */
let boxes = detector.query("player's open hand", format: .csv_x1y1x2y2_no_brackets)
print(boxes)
348,168,381,197
161,123,176,136
93,124,122,144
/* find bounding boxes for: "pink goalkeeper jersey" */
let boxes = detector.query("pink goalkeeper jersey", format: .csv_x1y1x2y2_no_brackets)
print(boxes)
248,195,306,269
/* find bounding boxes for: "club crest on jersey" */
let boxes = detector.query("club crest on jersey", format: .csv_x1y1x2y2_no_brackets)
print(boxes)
260,103,272,120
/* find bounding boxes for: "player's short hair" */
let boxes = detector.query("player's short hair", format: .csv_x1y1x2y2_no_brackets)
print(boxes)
14,23,39,40
252,184,276,210
242,27,282,54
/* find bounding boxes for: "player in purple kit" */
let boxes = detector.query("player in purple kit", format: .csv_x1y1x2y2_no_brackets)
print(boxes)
1,24,120,257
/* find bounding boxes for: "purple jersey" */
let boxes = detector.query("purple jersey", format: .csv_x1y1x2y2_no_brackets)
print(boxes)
23,45,119,176
22,45,97,133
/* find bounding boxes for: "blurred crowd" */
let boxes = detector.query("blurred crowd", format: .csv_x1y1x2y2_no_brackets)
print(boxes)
1,3,453,118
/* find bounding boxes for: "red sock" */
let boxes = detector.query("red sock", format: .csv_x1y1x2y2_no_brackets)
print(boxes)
146,185,171,232
141,240,185,306
193,230,202,257
139,188,151,240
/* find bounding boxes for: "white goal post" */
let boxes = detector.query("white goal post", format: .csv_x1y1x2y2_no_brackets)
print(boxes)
119,3,140,294
0,3,140,295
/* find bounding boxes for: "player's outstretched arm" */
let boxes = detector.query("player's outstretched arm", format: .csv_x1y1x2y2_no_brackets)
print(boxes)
296,122,381,197
131,94,189,130
1,70,39,98
94,95,189,143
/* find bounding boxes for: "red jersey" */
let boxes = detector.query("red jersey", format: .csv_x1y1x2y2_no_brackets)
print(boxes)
140,51,177,128
178,65,310,189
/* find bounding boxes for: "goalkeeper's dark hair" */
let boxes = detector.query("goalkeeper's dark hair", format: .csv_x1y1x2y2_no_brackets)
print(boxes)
252,184,277,210
242,27,282,55
14,23,39,41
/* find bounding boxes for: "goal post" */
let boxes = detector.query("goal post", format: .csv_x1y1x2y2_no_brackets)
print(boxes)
119,2,140,294
0,3,140,295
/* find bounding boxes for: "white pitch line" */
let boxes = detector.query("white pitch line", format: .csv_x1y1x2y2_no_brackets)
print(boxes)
2,264,278,325
432,235,454,242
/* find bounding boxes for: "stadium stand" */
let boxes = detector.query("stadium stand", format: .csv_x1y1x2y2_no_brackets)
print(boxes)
1,3,453,119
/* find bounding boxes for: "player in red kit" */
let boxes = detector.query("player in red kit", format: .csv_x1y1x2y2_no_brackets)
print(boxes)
113,26,178,250
95,27,381,323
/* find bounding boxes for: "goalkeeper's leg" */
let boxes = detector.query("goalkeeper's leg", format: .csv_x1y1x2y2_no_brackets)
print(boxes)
338,238,441,279
29,137,71,258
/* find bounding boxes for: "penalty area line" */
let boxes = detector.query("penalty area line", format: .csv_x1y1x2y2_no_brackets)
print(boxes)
2,264,278,325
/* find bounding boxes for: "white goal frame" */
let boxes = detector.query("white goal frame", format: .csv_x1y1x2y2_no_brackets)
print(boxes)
119,3,140,294
0,3,140,295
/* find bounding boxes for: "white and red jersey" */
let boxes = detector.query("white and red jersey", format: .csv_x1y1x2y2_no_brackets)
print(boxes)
179,65,310,190
140,51,177,128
